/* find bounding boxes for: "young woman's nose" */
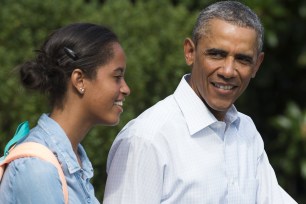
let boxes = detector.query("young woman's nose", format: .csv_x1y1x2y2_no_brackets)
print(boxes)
121,80,131,96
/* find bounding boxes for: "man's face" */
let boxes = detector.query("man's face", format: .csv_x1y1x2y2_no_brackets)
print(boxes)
184,19,264,121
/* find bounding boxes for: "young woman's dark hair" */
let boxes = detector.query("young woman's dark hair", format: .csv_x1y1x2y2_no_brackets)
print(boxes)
19,23,119,107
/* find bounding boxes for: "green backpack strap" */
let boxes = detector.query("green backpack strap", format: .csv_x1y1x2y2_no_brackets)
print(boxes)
3,121,30,158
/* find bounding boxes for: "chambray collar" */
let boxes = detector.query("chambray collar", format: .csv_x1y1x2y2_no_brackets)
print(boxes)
37,114,93,177
174,74,240,135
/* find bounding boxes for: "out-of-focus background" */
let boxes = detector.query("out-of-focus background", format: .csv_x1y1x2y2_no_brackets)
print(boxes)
0,0,305,202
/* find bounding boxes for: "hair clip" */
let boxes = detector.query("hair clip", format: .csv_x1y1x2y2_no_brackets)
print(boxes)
63,47,78,60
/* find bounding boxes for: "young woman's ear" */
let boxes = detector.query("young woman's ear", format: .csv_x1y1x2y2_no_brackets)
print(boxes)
71,69,86,94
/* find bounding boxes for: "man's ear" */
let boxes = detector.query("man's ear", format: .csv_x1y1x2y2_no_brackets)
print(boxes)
71,68,86,94
184,38,195,66
252,52,264,78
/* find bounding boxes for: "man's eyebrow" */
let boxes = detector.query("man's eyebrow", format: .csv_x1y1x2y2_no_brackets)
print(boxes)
204,48,228,55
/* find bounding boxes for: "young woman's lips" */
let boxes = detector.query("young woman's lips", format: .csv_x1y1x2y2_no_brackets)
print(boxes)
114,100,124,112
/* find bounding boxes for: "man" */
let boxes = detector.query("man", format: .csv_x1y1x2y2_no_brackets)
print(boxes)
103,1,297,203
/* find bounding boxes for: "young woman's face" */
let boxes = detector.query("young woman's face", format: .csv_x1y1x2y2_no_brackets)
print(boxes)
83,43,130,126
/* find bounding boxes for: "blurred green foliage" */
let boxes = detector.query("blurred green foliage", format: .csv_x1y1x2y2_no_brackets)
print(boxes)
0,0,305,202
270,102,306,203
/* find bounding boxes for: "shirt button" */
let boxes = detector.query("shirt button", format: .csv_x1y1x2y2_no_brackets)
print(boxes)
230,178,236,186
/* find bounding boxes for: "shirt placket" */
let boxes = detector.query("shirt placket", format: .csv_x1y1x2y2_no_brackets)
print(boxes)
76,169,92,204
224,125,240,204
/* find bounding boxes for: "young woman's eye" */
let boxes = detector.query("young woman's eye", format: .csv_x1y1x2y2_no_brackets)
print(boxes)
114,75,123,81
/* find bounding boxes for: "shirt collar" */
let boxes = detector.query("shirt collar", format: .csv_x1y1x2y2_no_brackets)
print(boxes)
173,74,240,135
37,114,93,177
225,105,240,127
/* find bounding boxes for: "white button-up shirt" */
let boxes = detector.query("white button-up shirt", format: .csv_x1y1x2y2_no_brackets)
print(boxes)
104,74,296,204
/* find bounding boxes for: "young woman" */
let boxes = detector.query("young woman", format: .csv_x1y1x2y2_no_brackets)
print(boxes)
0,23,130,203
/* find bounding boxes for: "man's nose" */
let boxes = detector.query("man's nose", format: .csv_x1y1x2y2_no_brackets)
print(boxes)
219,58,236,79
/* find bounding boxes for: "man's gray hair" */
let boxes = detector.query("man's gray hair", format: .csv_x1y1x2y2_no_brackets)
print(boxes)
192,1,264,52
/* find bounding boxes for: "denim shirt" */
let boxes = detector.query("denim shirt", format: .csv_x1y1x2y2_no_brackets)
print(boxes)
0,114,100,204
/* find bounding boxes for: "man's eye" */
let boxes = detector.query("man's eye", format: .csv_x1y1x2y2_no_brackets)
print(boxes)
237,57,253,65
239,60,251,65
205,50,226,59
211,53,223,58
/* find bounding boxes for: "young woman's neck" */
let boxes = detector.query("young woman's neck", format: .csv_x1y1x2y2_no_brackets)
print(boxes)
49,106,91,157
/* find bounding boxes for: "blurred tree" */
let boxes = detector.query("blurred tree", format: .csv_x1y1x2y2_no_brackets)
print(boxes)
271,102,306,203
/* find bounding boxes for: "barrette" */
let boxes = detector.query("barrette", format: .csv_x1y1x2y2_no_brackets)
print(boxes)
63,47,78,60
